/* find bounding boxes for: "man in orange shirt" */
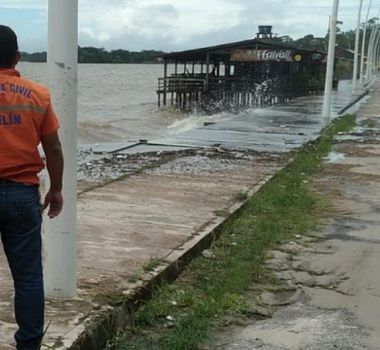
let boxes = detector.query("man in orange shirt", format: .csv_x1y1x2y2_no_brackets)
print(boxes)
0,25,64,350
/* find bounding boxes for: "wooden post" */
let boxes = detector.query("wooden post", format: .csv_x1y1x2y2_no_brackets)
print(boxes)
192,62,195,75
225,64,229,76
163,61,168,106
175,62,178,107
205,53,210,91
170,61,177,105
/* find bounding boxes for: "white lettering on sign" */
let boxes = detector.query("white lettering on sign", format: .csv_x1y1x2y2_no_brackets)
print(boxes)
257,50,292,61
231,49,295,62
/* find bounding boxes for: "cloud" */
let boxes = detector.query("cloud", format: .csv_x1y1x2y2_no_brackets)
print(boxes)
77,0,244,49
76,0,368,50
0,0,372,51
0,0,46,9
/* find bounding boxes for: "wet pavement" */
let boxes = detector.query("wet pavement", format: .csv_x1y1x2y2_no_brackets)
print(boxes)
0,81,367,349
201,81,380,350
81,83,353,158
77,82,354,184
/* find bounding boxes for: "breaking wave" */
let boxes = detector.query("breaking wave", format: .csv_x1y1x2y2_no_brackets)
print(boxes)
167,111,234,135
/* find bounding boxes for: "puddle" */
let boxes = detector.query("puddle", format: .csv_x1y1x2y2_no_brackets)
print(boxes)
324,151,346,163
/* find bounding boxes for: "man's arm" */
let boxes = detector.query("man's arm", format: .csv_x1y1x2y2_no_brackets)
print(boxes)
41,132,64,218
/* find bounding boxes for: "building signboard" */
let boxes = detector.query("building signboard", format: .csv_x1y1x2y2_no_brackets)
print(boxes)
231,49,302,62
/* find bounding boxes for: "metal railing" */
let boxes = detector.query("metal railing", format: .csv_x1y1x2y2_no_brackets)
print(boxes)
158,77,206,93
158,74,309,95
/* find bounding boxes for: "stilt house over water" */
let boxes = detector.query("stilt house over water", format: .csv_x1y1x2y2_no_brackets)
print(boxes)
157,26,327,112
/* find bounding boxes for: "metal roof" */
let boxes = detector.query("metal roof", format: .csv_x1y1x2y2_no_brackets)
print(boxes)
163,38,325,61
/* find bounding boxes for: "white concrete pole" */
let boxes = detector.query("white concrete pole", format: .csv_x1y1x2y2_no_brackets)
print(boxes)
322,0,339,125
372,25,380,78
360,0,373,84
352,0,364,94
45,0,78,298
370,25,380,81
366,24,380,82
365,23,376,82
375,10,380,73
376,27,380,72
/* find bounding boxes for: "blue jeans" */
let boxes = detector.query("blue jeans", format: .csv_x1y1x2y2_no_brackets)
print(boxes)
0,180,44,350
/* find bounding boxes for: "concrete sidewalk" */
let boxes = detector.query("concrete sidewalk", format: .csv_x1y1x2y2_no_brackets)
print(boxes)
202,82,380,350
0,82,364,349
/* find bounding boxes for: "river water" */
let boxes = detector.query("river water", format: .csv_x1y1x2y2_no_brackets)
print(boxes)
18,62,353,147
18,62,234,144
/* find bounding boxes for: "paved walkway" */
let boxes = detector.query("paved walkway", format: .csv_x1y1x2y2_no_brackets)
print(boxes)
202,82,380,350
0,82,361,349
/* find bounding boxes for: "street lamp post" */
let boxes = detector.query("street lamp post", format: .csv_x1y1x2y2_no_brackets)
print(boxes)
360,0,373,85
368,25,380,80
322,0,340,125
375,10,380,71
352,0,364,94
45,0,78,298
366,24,380,82
365,23,375,82
375,27,380,72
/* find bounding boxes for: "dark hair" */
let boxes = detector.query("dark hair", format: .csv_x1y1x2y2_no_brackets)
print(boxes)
0,25,19,68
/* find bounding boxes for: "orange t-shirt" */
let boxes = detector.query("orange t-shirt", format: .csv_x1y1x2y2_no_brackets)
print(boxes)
0,68,59,185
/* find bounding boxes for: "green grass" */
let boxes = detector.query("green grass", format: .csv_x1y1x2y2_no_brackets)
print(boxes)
234,191,249,202
142,257,164,273
127,273,141,284
106,115,356,350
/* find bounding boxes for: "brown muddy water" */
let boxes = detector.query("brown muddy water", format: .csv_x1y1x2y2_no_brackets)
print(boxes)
18,62,236,144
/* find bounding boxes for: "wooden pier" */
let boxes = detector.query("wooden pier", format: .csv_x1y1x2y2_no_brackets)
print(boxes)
157,26,328,112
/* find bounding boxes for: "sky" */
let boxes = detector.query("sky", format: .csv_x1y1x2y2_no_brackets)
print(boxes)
0,0,376,53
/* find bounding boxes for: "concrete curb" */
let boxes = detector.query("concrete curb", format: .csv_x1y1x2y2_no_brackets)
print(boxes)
68,173,277,350
67,90,371,350
337,89,370,116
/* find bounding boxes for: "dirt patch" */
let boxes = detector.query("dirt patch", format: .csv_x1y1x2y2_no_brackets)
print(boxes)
77,148,286,193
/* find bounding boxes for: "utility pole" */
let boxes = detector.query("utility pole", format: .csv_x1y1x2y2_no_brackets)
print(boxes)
376,27,380,73
45,0,78,298
322,0,339,125
352,0,364,94
365,24,379,82
360,0,373,85
366,25,380,82
373,10,380,73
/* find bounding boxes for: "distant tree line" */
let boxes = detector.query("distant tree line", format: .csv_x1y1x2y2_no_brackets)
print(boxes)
273,17,379,52
271,18,379,81
21,47,165,63
21,18,379,64
21,51,47,62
